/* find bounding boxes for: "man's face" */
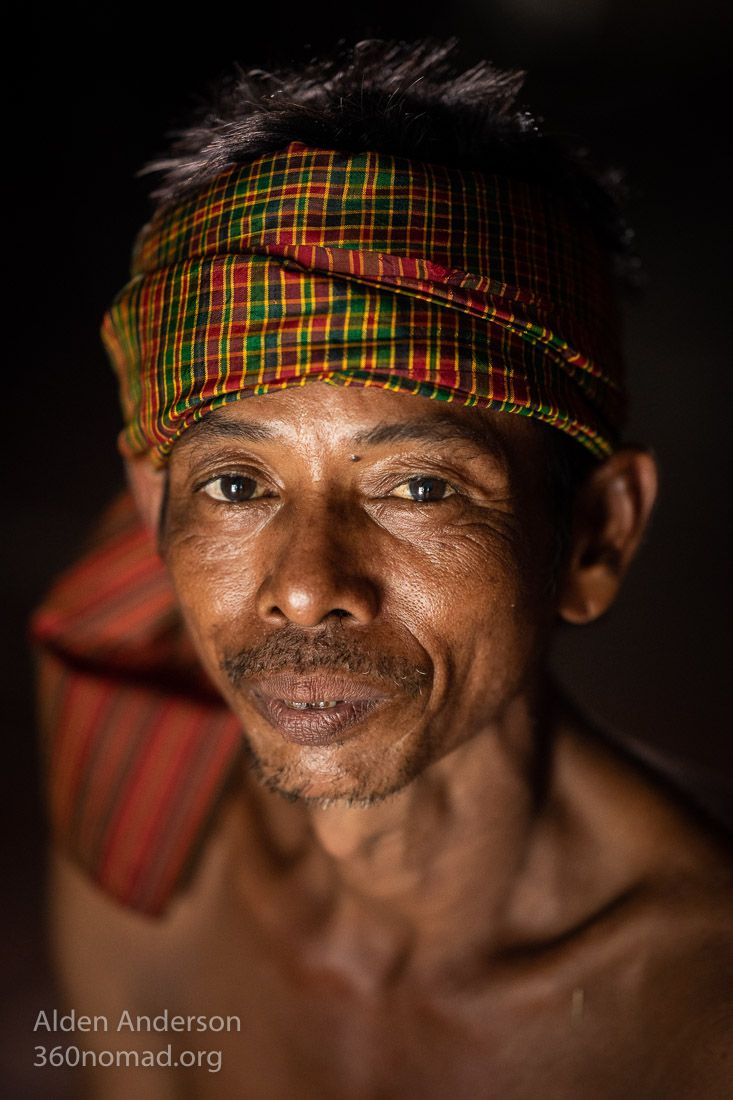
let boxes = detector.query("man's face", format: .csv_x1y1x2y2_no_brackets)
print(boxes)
160,383,559,805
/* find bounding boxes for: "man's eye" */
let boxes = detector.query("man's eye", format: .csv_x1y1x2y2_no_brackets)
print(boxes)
200,475,265,502
391,477,455,503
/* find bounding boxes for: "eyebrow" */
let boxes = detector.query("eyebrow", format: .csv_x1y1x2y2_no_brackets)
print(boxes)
175,417,275,447
351,417,505,460
176,410,506,463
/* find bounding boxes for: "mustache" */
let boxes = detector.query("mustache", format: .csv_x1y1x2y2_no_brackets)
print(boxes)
220,626,429,696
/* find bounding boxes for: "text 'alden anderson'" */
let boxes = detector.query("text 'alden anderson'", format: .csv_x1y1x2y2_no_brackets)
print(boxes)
33,1009,242,1033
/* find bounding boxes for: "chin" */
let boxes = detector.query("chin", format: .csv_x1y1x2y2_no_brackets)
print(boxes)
241,728,440,808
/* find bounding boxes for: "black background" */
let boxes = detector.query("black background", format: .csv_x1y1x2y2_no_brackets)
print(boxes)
3,2,732,1093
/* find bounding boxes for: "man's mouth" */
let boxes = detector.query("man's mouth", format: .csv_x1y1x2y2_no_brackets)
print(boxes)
283,700,345,710
246,672,393,745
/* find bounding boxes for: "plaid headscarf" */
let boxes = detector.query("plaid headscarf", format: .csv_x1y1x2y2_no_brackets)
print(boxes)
103,142,625,462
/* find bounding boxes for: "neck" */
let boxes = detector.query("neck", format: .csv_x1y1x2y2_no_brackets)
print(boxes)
236,680,560,986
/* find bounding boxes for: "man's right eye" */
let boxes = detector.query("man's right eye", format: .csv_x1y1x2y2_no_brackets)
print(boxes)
200,475,265,502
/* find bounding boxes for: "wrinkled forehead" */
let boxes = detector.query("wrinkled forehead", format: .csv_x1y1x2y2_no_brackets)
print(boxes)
169,382,549,477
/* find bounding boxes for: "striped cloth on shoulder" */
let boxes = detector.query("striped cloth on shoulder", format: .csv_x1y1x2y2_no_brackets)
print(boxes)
31,493,241,915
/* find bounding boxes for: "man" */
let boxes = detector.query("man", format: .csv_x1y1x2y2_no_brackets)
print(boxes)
33,40,732,1098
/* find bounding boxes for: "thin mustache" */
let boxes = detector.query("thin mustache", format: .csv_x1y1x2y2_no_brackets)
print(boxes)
221,628,428,696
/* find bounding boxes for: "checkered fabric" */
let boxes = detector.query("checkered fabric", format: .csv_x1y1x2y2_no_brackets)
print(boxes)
103,142,625,462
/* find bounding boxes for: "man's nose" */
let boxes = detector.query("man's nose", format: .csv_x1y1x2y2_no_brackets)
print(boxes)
255,496,381,628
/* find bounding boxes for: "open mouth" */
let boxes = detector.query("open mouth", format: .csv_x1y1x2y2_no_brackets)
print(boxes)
283,699,345,710
247,674,392,745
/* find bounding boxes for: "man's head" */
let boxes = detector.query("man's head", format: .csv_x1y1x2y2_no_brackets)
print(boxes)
110,40,657,805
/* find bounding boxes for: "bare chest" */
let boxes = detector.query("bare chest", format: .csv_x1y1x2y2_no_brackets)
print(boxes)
149,914,677,1100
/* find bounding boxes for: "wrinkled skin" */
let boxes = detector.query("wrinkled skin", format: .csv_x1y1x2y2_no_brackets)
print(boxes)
159,385,561,806
51,385,733,1099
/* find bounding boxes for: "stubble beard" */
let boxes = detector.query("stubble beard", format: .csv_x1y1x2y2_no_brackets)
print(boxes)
239,719,442,808
221,622,434,807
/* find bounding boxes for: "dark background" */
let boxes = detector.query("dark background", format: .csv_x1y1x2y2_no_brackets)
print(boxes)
3,1,731,1093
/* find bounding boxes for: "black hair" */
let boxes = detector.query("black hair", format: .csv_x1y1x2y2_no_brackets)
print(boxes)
144,38,633,274
143,38,627,571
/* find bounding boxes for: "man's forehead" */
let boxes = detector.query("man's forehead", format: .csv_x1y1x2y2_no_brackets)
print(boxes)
171,384,542,463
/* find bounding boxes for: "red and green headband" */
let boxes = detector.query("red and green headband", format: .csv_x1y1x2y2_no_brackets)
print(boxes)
102,142,625,464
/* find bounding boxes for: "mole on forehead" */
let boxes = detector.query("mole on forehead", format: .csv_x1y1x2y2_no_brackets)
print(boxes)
173,406,512,465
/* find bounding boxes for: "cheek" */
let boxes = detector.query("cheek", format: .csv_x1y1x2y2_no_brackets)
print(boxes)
162,503,553,711
163,528,259,667
383,521,551,686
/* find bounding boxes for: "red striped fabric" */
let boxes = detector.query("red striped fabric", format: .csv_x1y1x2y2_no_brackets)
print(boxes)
31,494,241,915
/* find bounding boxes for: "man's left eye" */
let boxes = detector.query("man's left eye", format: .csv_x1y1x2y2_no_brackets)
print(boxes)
201,475,265,502
391,477,455,503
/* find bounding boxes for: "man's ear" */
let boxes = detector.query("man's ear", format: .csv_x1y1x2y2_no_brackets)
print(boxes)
557,446,658,625
124,454,167,540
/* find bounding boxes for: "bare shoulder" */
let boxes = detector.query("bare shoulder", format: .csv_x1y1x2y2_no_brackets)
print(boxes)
637,862,733,1098
49,801,236,1011
553,708,733,890
50,847,184,1001
551,716,733,1090
48,825,238,1098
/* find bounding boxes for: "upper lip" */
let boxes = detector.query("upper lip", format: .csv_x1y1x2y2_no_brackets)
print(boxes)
249,672,392,704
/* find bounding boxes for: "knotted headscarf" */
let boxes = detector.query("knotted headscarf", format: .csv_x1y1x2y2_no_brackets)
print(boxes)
102,142,625,463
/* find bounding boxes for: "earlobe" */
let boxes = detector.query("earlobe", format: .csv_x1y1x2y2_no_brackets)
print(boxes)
124,454,167,539
557,447,658,625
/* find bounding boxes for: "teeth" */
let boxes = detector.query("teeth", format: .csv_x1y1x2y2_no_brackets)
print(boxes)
285,700,343,710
